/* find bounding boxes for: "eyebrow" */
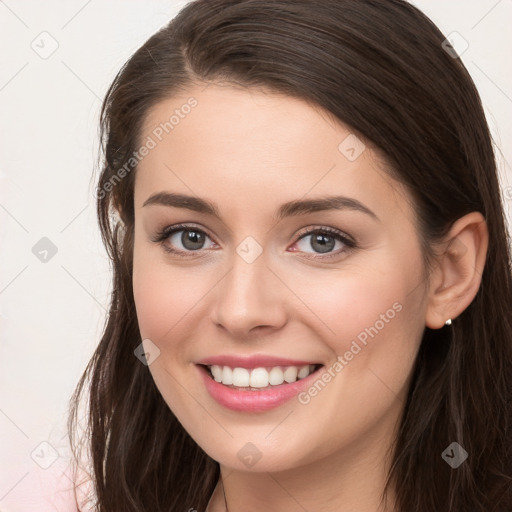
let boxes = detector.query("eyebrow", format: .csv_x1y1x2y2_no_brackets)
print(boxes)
142,192,379,222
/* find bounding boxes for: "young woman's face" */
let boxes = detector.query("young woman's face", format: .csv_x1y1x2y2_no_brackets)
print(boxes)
132,83,430,472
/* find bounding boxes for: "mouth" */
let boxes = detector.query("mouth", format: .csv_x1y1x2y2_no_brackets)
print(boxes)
199,363,324,390
197,362,325,412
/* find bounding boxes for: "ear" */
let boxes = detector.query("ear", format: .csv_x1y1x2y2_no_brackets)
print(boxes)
425,212,489,329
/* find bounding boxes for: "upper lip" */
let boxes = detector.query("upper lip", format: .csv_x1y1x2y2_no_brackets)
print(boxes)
196,354,322,369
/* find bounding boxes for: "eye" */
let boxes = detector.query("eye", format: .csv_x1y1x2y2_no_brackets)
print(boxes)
151,223,356,260
151,224,216,257
290,226,356,260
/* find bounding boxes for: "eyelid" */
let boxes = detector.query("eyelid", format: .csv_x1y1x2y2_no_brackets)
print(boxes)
294,224,355,244
152,223,356,259
150,223,217,255
291,225,356,260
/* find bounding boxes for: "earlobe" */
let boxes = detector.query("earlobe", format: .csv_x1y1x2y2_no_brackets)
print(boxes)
425,212,489,330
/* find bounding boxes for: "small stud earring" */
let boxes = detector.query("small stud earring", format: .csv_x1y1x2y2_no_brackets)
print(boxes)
445,318,452,326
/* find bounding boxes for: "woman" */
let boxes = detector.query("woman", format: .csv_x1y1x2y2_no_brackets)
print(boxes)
68,0,512,510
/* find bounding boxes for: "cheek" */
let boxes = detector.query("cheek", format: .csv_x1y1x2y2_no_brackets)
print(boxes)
287,263,418,347
132,246,219,355
133,234,176,339
133,261,190,340
284,250,425,386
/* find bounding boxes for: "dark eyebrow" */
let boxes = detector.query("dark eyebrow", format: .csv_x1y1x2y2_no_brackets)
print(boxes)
142,192,379,222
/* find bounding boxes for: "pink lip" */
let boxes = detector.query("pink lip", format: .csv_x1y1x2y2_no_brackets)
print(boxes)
196,364,324,413
196,354,320,369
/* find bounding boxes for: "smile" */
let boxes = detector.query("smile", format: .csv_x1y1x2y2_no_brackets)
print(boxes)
207,364,322,389
197,363,325,412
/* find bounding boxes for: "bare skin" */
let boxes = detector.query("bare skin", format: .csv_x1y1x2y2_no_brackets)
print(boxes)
131,83,488,512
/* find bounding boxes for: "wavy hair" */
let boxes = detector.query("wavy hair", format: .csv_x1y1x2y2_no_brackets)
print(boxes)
68,1,512,510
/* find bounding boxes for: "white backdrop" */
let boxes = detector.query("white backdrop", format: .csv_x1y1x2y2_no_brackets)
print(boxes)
0,1,511,510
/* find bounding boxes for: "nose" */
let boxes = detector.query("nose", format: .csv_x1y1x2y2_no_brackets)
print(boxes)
211,247,288,339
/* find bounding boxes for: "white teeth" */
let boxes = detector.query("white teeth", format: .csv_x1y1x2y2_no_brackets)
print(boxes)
211,365,222,382
283,366,298,383
249,367,269,388
268,367,284,385
208,364,318,388
297,365,310,379
222,366,233,385
232,367,250,387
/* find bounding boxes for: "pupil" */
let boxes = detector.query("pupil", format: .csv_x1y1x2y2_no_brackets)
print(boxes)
312,234,334,254
183,230,204,250
179,231,335,253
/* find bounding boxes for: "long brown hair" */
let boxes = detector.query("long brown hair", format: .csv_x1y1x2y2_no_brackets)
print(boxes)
68,1,512,510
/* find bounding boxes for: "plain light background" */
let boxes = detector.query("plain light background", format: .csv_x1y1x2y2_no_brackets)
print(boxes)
0,1,511,510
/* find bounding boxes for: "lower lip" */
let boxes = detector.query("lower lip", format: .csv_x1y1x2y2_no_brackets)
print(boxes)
197,364,323,412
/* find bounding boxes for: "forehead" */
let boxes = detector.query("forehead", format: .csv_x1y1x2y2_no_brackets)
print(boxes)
134,84,414,226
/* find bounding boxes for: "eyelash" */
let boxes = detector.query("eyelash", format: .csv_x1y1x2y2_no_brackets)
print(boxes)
150,223,357,261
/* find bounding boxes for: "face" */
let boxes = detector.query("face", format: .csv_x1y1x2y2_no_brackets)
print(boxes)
132,83,429,472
